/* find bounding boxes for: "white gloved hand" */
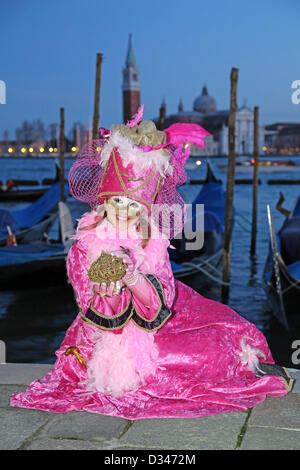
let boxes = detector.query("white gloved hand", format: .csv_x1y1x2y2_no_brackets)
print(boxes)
93,280,122,297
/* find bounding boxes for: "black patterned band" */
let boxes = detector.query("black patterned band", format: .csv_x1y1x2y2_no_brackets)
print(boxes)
82,293,134,330
131,274,172,331
80,274,172,332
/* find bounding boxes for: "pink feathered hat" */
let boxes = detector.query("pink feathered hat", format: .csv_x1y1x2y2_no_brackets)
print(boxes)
68,105,210,235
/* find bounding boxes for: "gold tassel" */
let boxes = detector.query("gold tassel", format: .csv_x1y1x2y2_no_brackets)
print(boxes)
65,346,87,369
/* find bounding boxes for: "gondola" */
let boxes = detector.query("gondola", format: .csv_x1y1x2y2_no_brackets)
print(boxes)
263,198,300,330
0,161,61,202
0,201,74,287
218,157,300,173
0,187,48,202
0,182,69,246
169,161,230,291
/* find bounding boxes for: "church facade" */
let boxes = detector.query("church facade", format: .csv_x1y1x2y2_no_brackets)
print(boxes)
157,86,266,157
122,37,267,156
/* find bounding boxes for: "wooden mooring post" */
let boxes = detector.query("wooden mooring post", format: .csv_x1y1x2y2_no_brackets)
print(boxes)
222,67,238,299
157,101,166,131
251,106,260,255
92,53,103,140
59,107,65,202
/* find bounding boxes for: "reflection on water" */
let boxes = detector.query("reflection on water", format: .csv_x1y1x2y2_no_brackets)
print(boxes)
0,284,77,363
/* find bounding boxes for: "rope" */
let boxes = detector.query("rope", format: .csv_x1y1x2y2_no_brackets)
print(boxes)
179,260,230,286
276,260,300,294
235,218,252,233
236,211,252,225
184,251,222,276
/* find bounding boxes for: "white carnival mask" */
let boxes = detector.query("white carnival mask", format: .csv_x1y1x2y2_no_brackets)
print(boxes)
106,196,144,217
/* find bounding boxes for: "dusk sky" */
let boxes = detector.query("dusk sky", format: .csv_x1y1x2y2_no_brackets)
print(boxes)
1,0,300,138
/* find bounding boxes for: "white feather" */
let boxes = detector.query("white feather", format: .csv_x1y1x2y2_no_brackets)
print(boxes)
100,132,170,175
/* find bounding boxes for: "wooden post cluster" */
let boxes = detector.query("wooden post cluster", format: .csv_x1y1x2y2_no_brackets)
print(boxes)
92,53,103,140
59,107,65,202
157,103,166,130
251,106,260,255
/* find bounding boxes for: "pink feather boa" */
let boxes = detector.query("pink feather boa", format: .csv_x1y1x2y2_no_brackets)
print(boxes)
73,210,161,398
81,322,159,398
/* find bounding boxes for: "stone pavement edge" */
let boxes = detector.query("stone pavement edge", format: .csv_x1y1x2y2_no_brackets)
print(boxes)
0,364,299,451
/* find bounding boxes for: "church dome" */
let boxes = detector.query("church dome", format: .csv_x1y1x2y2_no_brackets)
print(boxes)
193,85,216,113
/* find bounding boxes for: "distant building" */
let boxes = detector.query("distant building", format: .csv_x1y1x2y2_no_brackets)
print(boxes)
68,122,86,148
263,123,300,154
48,123,59,143
155,86,266,157
122,34,141,124
0,118,74,156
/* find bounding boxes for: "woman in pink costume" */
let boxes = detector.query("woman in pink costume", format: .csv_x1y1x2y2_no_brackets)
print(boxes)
11,107,294,419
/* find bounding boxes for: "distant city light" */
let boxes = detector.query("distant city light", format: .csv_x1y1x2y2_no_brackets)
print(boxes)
96,146,102,152
8,147,14,153
54,148,58,152
29,147,34,153
39,147,44,153
71,146,78,152
21,147,27,153
262,146,267,151
196,160,202,166
49,147,54,152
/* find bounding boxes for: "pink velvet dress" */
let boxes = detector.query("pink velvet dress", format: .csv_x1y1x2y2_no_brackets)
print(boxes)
10,211,293,419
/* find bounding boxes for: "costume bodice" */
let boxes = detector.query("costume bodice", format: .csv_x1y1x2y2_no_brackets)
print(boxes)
66,211,175,332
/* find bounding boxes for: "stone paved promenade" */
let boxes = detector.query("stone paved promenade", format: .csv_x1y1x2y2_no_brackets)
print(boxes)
1,363,299,451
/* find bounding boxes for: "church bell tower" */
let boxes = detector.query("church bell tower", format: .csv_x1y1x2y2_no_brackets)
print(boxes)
122,34,141,123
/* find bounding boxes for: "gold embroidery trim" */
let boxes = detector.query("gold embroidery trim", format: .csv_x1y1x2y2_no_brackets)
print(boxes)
80,306,134,331
79,288,134,330
97,149,160,208
130,274,172,331
131,310,171,332
79,275,172,332
112,148,156,193
151,175,163,202
88,290,132,319
99,159,109,188
131,274,164,322
281,367,294,392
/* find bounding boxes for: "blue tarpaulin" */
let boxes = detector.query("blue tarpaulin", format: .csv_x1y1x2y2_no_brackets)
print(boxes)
0,210,20,239
291,195,300,217
11,182,69,228
280,216,300,265
0,242,65,267
192,181,230,233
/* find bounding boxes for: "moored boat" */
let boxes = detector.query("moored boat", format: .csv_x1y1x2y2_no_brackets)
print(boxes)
0,202,74,287
169,161,230,291
218,157,300,173
0,182,69,246
263,198,300,330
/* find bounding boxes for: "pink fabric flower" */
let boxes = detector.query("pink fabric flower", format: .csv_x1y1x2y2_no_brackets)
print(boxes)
239,336,267,372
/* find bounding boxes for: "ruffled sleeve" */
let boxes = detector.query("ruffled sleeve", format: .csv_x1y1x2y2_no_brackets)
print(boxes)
144,236,176,309
66,239,94,314
130,237,176,330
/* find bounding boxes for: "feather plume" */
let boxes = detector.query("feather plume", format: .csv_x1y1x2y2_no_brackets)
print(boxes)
239,336,267,373
100,131,170,175
164,123,210,149
126,104,145,128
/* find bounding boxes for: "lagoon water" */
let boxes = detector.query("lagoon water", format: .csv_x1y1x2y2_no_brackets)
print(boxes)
1,156,300,368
